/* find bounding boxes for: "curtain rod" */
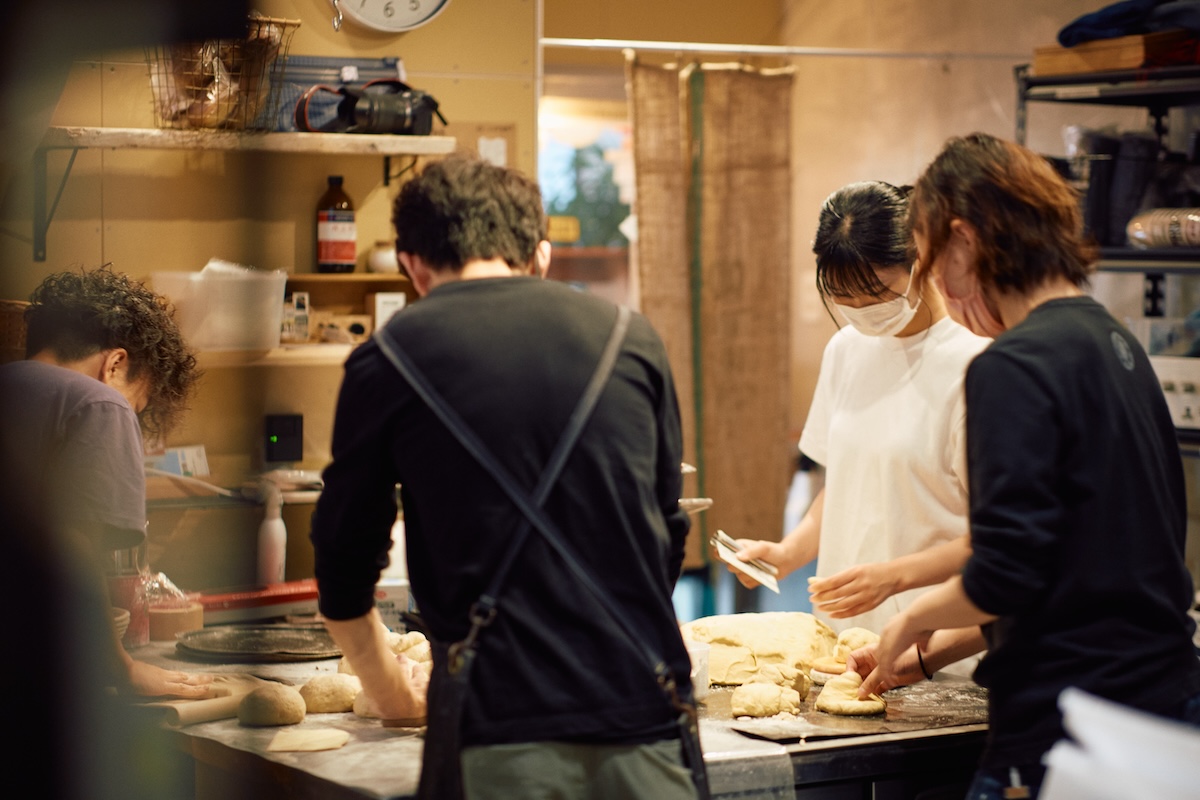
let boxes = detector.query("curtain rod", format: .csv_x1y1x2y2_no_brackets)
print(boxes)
540,37,1027,62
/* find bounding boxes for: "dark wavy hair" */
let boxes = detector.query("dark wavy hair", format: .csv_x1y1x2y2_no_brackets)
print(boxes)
813,181,913,301
910,133,1095,295
392,154,548,272
24,266,199,438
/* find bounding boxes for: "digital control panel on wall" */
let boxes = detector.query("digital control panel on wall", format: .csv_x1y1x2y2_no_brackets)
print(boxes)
330,0,452,33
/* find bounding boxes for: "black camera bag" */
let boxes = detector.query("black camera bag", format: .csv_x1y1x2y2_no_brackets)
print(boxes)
295,78,445,135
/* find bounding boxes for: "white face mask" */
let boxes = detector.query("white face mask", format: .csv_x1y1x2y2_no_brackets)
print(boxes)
833,270,921,337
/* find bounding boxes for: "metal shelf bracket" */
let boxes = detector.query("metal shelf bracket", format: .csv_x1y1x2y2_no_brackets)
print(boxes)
32,145,79,262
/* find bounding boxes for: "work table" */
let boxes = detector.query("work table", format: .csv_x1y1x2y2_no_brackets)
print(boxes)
133,640,986,800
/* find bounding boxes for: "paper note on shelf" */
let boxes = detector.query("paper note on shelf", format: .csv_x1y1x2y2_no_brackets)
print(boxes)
712,529,780,593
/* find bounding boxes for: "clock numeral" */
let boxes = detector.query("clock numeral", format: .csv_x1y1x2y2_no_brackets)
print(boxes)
411,0,421,10
384,1,394,17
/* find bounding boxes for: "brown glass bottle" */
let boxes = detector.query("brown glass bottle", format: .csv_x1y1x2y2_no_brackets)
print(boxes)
316,175,356,273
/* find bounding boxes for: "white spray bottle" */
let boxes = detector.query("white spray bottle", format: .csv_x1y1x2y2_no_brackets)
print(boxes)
257,480,286,585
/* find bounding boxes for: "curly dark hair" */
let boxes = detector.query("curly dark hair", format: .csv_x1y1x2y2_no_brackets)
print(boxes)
392,154,548,272
24,266,199,438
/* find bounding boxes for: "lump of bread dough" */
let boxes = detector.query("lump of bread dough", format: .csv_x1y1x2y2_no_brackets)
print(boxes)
238,684,307,726
814,671,885,716
731,682,802,718
834,627,880,661
809,656,847,685
300,673,362,713
352,690,380,719
680,612,836,686
341,629,434,676
389,631,432,663
755,663,812,699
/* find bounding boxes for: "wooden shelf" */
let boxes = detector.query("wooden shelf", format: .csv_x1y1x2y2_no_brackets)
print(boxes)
39,126,457,156
197,344,356,368
33,126,456,261
285,273,410,284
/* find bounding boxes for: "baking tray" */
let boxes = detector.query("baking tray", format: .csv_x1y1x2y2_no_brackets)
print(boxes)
701,676,988,743
175,624,341,662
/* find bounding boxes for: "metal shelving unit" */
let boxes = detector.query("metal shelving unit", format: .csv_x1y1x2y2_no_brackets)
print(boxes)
1015,63,1200,316
1015,63,1200,146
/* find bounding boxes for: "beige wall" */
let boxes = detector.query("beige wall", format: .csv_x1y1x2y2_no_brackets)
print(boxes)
0,0,537,588
782,0,1153,437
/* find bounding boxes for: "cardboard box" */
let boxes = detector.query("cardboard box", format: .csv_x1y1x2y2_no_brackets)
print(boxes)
368,291,408,328
199,578,320,624
1033,30,1197,77
374,578,413,631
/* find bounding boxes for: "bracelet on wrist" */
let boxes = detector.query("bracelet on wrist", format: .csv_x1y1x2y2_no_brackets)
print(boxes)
916,646,934,680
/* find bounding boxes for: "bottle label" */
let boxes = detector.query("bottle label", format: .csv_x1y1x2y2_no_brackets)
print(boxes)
318,210,357,267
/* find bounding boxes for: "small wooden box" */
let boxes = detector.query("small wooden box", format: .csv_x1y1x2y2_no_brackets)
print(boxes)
1033,29,1196,77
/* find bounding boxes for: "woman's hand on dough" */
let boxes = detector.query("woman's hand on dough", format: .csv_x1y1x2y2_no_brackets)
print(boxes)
723,538,787,589
808,563,898,618
857,613,929,699
124,660,214,698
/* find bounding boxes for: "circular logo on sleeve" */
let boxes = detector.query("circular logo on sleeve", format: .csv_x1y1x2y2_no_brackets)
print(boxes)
1111,331,1135,371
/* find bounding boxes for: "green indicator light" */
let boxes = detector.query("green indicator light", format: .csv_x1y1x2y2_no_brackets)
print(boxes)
270,435,279,443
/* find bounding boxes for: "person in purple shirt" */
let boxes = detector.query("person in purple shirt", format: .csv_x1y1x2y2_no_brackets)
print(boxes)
1,266,209,699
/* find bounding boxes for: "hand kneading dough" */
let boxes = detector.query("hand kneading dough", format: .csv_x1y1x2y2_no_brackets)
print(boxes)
300,673,362,713
238,684,307,726
680,612,836,685
814,671,885,716
731,682,802,718
812,628,879,684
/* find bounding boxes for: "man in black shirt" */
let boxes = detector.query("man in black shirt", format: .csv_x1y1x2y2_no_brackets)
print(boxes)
311,156,698,799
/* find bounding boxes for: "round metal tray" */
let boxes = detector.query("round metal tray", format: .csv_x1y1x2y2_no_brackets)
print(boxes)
175,625,341,662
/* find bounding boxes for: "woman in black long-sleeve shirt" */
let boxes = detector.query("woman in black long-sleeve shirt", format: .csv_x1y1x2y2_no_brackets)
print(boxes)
857,133,1200,800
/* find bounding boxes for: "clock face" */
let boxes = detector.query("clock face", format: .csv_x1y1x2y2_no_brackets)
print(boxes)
334,0,452,33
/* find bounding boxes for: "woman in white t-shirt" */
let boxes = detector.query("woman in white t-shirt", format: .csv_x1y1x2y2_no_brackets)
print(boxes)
731,181,989,639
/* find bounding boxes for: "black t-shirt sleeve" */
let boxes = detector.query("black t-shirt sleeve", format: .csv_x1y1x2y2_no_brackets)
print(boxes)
960,350,1065,616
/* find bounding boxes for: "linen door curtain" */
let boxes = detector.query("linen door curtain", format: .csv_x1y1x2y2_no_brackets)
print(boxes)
628,56,794,572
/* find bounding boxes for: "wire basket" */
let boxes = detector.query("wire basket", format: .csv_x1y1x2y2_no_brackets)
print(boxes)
146,14,301,131
0,299,29,364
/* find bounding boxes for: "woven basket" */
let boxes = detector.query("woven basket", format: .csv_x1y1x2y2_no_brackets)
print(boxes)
0,299,28,364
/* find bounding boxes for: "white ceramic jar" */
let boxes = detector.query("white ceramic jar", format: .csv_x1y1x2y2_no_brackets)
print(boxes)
368,240,400,273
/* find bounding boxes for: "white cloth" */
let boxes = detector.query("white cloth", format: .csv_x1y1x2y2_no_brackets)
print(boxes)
800,317,989,637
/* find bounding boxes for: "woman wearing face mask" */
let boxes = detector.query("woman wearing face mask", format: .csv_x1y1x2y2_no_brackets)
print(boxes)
729,181,989,640
853,134,1200,800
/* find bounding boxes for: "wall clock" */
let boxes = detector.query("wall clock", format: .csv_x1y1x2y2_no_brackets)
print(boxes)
330,0,452,33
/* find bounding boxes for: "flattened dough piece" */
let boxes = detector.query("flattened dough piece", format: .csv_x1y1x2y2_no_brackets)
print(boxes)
814,671,885,716
300,673,362,713
267,728,351,752
238,684,307,726
680,612,836,685
731,682,802,718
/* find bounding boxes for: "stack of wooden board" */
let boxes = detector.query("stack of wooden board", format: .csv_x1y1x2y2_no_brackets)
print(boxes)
1033,29,1197,76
